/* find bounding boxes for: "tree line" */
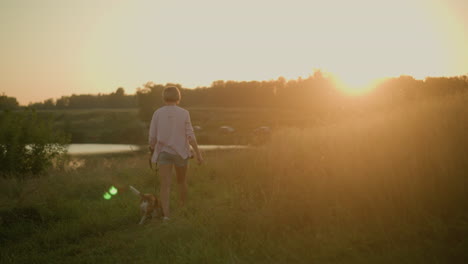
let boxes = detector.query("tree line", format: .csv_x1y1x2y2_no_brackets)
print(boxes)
24,87,137,110
2,74,467,119
136,73,468,121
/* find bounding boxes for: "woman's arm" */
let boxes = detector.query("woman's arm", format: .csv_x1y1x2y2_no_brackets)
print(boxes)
189,136,203,165
148,111,158,150
186,112,203,164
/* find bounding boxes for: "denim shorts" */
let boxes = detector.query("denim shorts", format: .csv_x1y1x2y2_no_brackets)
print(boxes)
157,151,189,167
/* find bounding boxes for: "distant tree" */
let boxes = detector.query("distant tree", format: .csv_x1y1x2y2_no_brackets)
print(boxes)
115,87,125,96
56,96,70,109
109,87,134,108
43,98,55,109
212,80,225,89
136,82,166,122
0,94,19,110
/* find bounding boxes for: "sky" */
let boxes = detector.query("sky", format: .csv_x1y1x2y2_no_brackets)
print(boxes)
1,0,467,105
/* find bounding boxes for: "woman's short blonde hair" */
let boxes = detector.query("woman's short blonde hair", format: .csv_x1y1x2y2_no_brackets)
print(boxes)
162,86,181,102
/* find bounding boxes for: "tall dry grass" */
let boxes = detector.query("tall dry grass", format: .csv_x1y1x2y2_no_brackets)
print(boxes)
260,95,468,225
207,94,468,261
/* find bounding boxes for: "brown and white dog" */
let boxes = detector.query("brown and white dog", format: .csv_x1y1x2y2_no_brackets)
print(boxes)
129,185,162,225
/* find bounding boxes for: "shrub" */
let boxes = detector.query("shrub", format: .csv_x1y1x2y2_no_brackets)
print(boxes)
0,109,69,178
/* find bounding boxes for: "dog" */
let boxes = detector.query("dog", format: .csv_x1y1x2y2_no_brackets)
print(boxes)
129,185,162,225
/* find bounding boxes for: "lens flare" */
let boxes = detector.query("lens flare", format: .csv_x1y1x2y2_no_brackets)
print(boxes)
103,192,112,200
109,186,118,195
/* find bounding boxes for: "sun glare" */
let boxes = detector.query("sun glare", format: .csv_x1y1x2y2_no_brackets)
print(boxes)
330,74,377,96
335,73,376,95
323,68,385,96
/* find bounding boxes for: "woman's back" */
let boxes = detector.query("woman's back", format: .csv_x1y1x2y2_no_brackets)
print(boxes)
149,105,195,161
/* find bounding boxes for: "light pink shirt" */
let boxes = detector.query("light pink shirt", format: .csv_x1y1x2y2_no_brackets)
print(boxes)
149,105,195,163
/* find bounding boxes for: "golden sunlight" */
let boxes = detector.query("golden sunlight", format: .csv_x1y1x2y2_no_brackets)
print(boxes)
332,76,378,96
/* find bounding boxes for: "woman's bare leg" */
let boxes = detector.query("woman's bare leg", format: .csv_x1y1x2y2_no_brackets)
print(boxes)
158,164,173,218
175,165,188,207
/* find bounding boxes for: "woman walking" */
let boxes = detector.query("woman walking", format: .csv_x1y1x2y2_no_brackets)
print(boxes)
148,86,203,220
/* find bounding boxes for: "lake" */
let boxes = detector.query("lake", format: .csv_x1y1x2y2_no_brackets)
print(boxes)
67,144,247,155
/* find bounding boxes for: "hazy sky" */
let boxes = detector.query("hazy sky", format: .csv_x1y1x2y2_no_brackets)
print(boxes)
1,0,467,104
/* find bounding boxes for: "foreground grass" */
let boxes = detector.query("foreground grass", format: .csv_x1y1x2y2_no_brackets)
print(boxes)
1,94,468,263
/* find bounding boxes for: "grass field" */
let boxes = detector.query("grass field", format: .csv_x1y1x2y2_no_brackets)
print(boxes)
1,94,468,263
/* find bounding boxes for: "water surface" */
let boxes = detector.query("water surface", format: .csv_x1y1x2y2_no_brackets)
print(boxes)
67,144,247,155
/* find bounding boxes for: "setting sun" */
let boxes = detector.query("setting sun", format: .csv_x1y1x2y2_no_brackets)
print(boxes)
330,74,379,96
